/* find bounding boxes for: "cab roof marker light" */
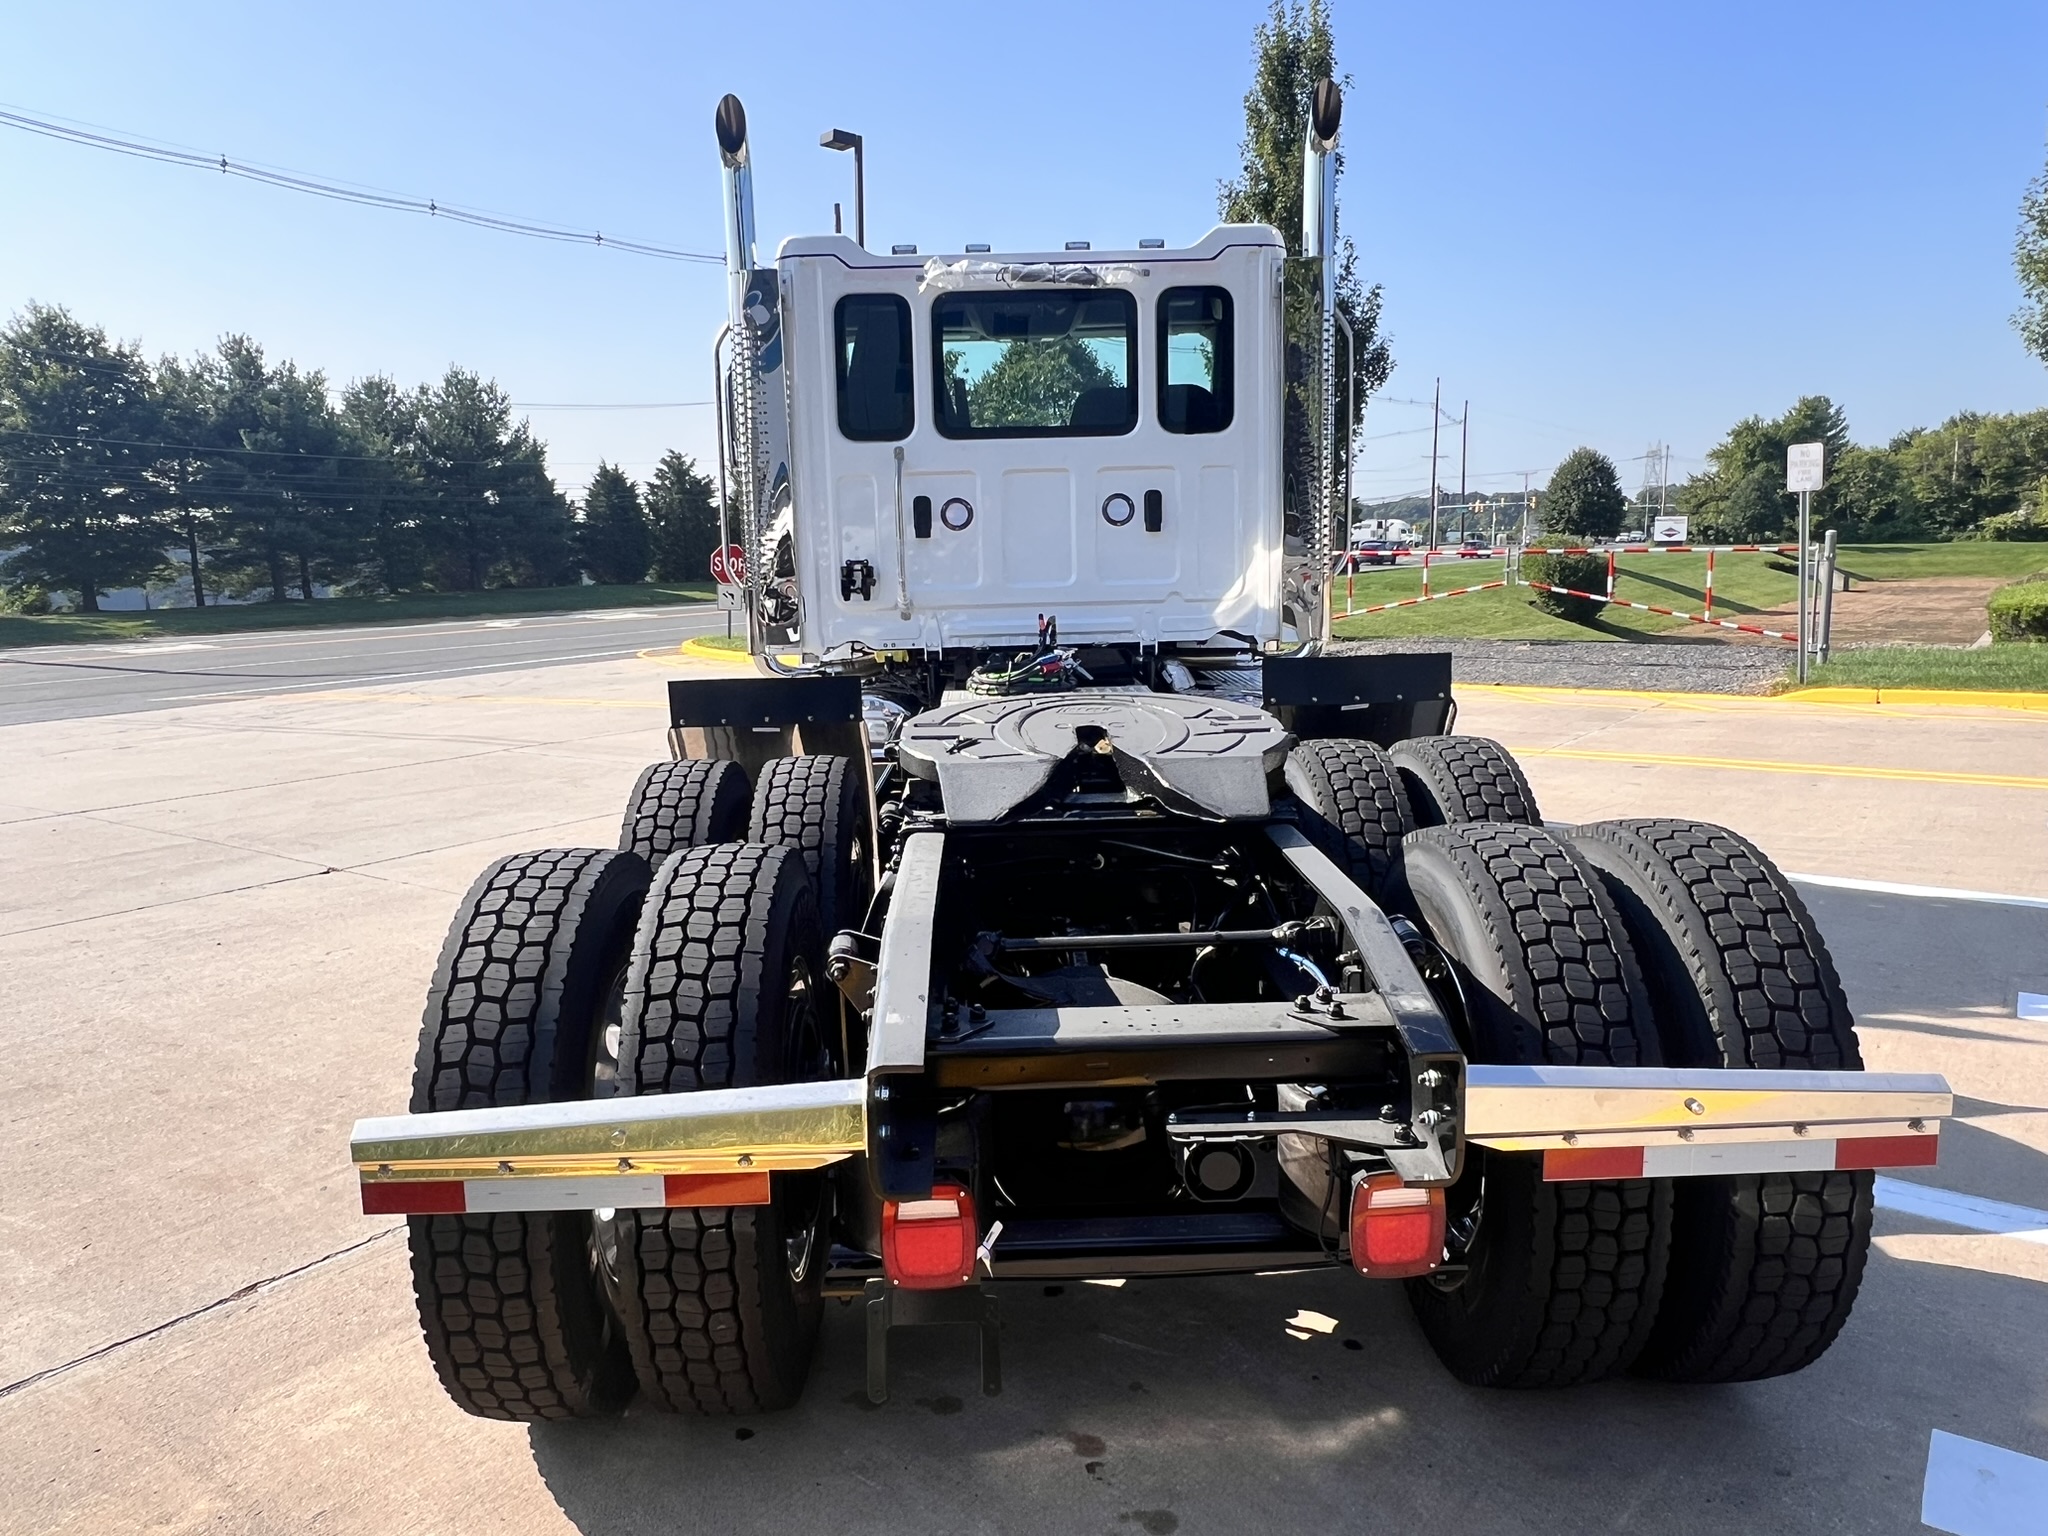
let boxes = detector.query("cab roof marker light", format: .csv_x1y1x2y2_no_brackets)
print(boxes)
1139,238,1166,249
891,243,918,255
965,243,991,253
1065,240,1090,250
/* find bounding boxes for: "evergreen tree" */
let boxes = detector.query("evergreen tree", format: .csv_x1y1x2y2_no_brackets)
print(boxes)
0,304,168,611
412,369,572,589
578,461,650,584
1219,0,1393,511
1540,448,1628,539
646,451,721,583
338,375,427,593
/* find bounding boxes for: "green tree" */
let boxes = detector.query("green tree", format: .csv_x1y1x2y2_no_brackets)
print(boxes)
178,336,350,600
0,304,169,610
1679,395,1853,542
1540,447,1628,539
1219,0,1393,504
412,369,574,589
1889,409,2048,538
2017,135,2048,368
338,375,427,593
147,354,222,606
646,450,721,583
951,339,1114,429
578,461,650,583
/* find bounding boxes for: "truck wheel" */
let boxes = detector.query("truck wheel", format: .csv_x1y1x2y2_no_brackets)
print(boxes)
1571,819,1874,1383
619,758,751,866
606,843,832,1414
406,848,648,1421
1283,738,1414,898
1390,735,1541,827
1392,824,1670,1388
748,754,873,941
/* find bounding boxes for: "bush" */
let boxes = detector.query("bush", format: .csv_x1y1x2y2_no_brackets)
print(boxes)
1,585,54,615
1524,552,1609,624
1972,508,2048,542
1988,575,2048,641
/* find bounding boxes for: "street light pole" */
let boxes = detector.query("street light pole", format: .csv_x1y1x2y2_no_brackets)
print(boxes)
820,129,864,248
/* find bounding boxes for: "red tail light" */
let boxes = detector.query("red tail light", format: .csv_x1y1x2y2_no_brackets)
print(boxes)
1349,1172,1445,1278
882,1183,978,1290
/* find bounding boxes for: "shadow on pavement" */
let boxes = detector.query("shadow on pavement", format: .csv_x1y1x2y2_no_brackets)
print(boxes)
524,1247,2041,1536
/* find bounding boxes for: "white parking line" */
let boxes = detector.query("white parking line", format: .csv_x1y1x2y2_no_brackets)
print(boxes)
1874,1178,2048,1246
1922,1430,2048,1536
1788,873,2048,911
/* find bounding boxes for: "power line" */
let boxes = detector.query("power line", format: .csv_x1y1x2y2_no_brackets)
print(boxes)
0,105,722,265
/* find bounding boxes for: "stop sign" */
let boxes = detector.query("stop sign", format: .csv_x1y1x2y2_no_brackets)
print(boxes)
709,544,745,585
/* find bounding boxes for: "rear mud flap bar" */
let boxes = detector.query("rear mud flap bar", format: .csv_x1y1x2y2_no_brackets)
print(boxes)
350,1078,866,1215
1463,1064,1951,1181
348,1065,1951,1213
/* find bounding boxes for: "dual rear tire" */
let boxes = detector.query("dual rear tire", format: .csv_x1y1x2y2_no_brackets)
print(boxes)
407,754,868,1420
1373,740,1872,1387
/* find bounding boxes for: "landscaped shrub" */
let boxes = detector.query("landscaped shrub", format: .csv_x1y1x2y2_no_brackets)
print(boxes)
1973,508,2048,542
1988,575,2048,641
1523,552,1610,624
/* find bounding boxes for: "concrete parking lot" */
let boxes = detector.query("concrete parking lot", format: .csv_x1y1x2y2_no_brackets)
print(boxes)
2,628,2044,1535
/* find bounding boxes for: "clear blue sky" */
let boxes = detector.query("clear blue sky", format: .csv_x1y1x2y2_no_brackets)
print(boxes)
4,0,2044,506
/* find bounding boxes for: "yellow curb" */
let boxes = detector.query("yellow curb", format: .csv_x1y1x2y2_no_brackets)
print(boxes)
1784,685,2048,711
677,635,753,661
1466,681,2048,715
1507,744,2048,792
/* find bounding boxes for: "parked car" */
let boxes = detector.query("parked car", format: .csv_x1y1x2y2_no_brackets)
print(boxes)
1343,539,1399,569
1456,536,1489,558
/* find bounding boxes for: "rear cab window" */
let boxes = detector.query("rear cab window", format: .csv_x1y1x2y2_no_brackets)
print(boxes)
1157,286,1232,434
836,294,914,441
932,291,1137,438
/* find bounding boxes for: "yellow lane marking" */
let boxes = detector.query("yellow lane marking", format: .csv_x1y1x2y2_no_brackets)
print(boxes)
272,689,662,710
1467,682,2048,720
1510,744,2048,791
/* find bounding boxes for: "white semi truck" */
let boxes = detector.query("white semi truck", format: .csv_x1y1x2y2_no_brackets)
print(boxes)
349,84,1948,1419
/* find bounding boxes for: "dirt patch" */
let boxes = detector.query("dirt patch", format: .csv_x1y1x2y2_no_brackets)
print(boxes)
1756,577,2000,645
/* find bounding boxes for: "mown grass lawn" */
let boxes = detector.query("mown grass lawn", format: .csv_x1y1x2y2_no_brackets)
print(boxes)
1331,544,2048,645
1791,644,2048,693
0,582,715,649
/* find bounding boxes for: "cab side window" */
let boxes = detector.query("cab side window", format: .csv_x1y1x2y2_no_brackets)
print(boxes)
1157,287,1233,434
836,294,914,441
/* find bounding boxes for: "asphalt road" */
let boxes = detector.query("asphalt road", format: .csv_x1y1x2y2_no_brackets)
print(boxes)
0,604,731,727
2,660,2044,1534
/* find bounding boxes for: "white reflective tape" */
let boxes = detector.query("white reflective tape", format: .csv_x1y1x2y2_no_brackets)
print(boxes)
1640,1139,1837,1178
2019,992,2048,1022
894,1198,961,1221
1922,1429,2048,1536
1874,1178,2048,1246
464,1175,668,1212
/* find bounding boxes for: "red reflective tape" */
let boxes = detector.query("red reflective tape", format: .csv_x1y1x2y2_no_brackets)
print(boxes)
361,1179,465,1215
664,1171,772,1207
1542,1146,1645,1181
1834,1134,1939,1171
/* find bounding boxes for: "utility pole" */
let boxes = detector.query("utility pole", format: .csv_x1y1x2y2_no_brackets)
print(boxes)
1428,377,1441,550
1459,400,1469,536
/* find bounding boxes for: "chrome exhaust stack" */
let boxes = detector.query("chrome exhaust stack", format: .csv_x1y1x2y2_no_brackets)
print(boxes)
711,93,800,653
1300,78,1342,649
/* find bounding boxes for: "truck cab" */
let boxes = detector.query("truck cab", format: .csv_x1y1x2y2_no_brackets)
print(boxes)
772,231,1289,662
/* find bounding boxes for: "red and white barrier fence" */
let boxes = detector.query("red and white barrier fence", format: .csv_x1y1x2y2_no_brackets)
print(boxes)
1520,582,1798,641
